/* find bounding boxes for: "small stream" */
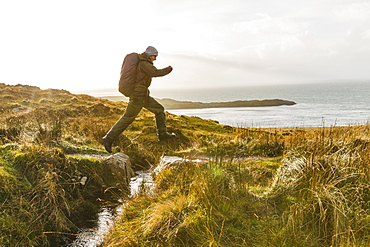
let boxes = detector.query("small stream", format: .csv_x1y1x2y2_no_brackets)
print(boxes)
66,156,184,247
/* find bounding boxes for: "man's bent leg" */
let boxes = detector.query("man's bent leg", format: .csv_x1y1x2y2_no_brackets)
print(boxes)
145,97,176,141
103,98,143,152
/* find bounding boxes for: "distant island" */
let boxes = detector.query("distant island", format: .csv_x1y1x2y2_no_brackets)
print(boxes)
156,98,296,110
100,96,296,110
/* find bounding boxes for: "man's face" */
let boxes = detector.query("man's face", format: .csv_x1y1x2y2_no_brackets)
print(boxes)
149,55,157,62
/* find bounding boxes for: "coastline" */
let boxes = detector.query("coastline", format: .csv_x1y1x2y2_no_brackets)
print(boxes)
260,125,369,134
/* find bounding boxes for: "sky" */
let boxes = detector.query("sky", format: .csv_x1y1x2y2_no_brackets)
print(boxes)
1,0,370,93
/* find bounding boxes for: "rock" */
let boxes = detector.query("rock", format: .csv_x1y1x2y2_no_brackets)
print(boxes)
80,176,88,186
12,106,32,112
104,153,134,186
154,156,209,176
153,156,183,176
39,98,54,104
70,97,79,103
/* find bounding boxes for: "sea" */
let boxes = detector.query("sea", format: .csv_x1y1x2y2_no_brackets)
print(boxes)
84,81,370,128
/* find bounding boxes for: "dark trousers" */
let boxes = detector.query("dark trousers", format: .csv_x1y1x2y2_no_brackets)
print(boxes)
104,96,167,141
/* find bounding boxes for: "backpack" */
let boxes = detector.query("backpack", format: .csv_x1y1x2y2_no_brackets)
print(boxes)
118,53,139,97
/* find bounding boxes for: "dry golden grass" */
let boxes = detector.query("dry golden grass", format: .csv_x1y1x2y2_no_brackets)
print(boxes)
1,83,369,246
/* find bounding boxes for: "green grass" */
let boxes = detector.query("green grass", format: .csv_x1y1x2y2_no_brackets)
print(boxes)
105,125,370,247
105,157,282,247
1,83,369,246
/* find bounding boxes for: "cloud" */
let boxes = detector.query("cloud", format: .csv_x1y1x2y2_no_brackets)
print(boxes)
332,2,370,22
1,0,370,92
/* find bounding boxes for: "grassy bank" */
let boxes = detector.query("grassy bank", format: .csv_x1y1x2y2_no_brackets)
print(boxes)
1,83,369,246
104,124,369,247
0,145,113,246
0,83,262,245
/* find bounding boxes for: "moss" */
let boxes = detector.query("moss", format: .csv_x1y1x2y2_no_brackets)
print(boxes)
228,157,282,187
0,144,131,246
0,166,18,201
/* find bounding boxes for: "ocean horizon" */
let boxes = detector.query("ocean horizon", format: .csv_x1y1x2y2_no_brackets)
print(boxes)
80,81,370,128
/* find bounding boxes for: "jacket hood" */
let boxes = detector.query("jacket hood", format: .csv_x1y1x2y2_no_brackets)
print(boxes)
138,52,152,63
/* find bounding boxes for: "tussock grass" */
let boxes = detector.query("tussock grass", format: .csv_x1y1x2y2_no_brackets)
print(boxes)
0,83,250,246
105,157,281,247
1,83,369,246
105,125,369,247
271,125,370,246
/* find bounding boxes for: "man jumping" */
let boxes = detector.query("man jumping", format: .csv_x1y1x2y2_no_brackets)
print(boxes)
102,46,175,153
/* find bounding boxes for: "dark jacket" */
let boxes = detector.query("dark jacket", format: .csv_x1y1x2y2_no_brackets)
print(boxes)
133,52,172,97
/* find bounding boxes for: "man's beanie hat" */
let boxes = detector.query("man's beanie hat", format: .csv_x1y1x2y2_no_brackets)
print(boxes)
145,46,158,56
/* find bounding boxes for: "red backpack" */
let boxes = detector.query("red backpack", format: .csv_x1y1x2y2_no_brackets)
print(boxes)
118,53,139,97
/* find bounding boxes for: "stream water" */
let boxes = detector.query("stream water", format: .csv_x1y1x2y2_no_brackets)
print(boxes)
66,156,183,247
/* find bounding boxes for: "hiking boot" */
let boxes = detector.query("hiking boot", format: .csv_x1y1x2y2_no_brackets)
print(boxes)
102,136,113,153
158,132,176,141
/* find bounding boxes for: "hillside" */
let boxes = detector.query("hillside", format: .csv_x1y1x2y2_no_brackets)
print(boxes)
0,83,369,247
0,83,250,245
